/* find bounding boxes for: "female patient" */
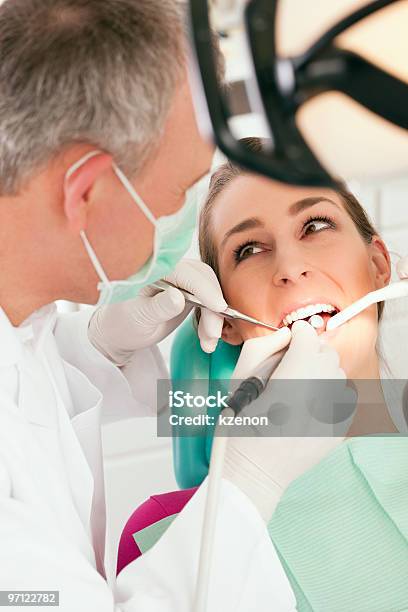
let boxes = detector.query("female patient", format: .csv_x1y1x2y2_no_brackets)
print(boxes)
198,137,399,436
118,139,408,611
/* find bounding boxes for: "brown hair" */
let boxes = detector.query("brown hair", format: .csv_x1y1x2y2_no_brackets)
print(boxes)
197,137,385,325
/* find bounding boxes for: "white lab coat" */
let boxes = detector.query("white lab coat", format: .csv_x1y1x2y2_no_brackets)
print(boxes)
0,303,296,611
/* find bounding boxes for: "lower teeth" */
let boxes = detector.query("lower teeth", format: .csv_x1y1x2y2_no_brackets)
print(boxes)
309,314,324,329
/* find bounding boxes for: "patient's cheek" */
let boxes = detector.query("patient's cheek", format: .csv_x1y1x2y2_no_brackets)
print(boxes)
240,323,274,341
226,291,272,334
322,308,378,378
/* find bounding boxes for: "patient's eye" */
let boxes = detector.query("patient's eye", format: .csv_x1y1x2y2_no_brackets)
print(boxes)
233,241,265,263
303,215,335,236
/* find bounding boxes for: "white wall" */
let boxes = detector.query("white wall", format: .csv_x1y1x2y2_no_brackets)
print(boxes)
353,179,408,380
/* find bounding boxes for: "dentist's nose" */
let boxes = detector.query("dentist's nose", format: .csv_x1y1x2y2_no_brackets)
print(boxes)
272,249,311,287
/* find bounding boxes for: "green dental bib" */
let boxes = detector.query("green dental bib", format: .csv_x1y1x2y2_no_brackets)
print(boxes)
268,436,408,612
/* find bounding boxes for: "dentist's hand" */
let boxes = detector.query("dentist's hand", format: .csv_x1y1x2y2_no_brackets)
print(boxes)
224,321,356,522
231,320,343,381
231,326,292,381
88,259,227,365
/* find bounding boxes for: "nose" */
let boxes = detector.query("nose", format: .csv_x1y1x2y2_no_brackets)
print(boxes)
272,248,312,287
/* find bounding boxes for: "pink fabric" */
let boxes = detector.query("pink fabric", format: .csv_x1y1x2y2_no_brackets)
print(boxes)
116,487,198,575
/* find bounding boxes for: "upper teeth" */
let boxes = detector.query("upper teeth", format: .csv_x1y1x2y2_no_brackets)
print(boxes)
282,303,336,326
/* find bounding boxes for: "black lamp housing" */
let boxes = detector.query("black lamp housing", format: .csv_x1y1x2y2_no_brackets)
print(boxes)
189,0,408,187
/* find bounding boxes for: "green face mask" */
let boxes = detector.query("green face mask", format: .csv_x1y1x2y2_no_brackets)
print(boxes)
66,150,200,306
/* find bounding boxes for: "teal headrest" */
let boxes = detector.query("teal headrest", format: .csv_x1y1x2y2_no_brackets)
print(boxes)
170,314,241,488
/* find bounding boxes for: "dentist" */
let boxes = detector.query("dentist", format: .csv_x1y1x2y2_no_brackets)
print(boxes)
0,0,347,611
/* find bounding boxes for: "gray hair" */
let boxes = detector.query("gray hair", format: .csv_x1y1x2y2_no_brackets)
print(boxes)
0,0,186,195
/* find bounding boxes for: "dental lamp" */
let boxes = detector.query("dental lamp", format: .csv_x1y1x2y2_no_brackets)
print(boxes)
188,0,408,186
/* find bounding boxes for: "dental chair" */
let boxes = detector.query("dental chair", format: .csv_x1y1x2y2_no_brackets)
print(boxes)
170,314,241,489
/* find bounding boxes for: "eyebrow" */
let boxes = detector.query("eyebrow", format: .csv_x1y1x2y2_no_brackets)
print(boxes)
289,196,339,215
220,196,339,249
220,217,264,249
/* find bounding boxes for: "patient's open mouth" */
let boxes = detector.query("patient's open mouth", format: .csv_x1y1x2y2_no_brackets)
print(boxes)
279,302,340,332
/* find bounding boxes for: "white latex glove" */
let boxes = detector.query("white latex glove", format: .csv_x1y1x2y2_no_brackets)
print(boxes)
273,319,346,380
88,259,227,365
224,321,356,522
231,326,292,381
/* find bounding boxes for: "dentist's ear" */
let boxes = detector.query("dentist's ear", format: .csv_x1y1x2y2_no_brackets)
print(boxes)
63,153,112,232
369,236,391,288
221,318,244,346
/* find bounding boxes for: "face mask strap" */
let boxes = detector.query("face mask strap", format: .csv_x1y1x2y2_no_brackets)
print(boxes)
66,149,157,227
79,230,111,287
66,150,103,180
111,163,162,286
113,164,157,226
65,151,113,294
